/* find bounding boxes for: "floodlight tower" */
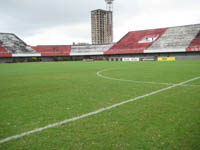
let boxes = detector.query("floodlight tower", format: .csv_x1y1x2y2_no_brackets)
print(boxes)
105,0,114,11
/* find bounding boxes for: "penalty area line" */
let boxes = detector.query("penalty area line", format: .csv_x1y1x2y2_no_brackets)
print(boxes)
0,76,200,144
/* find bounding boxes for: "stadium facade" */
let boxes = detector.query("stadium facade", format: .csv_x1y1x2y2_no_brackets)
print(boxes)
0,24,200,63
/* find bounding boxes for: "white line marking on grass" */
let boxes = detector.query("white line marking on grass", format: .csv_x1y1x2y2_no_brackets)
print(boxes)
96,69,200,87
96,69,173,86
0,76,200,145
181,84,200,87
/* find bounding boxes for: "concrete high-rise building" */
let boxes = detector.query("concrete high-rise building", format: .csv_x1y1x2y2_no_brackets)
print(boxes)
91,9,113,44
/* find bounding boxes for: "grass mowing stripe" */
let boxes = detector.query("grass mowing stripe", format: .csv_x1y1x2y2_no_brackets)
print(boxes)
0,75,200,145
97,68,200,87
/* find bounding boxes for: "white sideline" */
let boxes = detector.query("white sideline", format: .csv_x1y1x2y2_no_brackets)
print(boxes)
0,76,200,145
96,69,200,87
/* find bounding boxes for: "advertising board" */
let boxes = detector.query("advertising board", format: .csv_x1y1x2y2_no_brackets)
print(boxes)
157,57,176,61
122,57,140,62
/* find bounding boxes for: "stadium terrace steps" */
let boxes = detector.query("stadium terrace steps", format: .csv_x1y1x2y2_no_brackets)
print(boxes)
0,45,12,57
31,46,71,56
187,31,200,52
189,36,200,47
0,33,37,55
104,28,167,55
146,24,200,53
71,44,113,56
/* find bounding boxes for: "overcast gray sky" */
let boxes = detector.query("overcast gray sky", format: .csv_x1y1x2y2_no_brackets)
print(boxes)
0,0,199,45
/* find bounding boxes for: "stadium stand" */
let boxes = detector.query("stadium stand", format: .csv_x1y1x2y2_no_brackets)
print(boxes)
0,24,200,62
104,28,167,55
71,44,113,56
31,45,71,56
0,33,38,57
146,24,200,53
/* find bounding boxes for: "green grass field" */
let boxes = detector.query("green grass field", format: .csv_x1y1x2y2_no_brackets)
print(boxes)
0,60,200,150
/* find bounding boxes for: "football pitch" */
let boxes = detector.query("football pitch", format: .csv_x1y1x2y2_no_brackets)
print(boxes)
0,60,200,150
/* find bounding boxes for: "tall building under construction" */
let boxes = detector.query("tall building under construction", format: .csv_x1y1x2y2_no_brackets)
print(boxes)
91,9,113,44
